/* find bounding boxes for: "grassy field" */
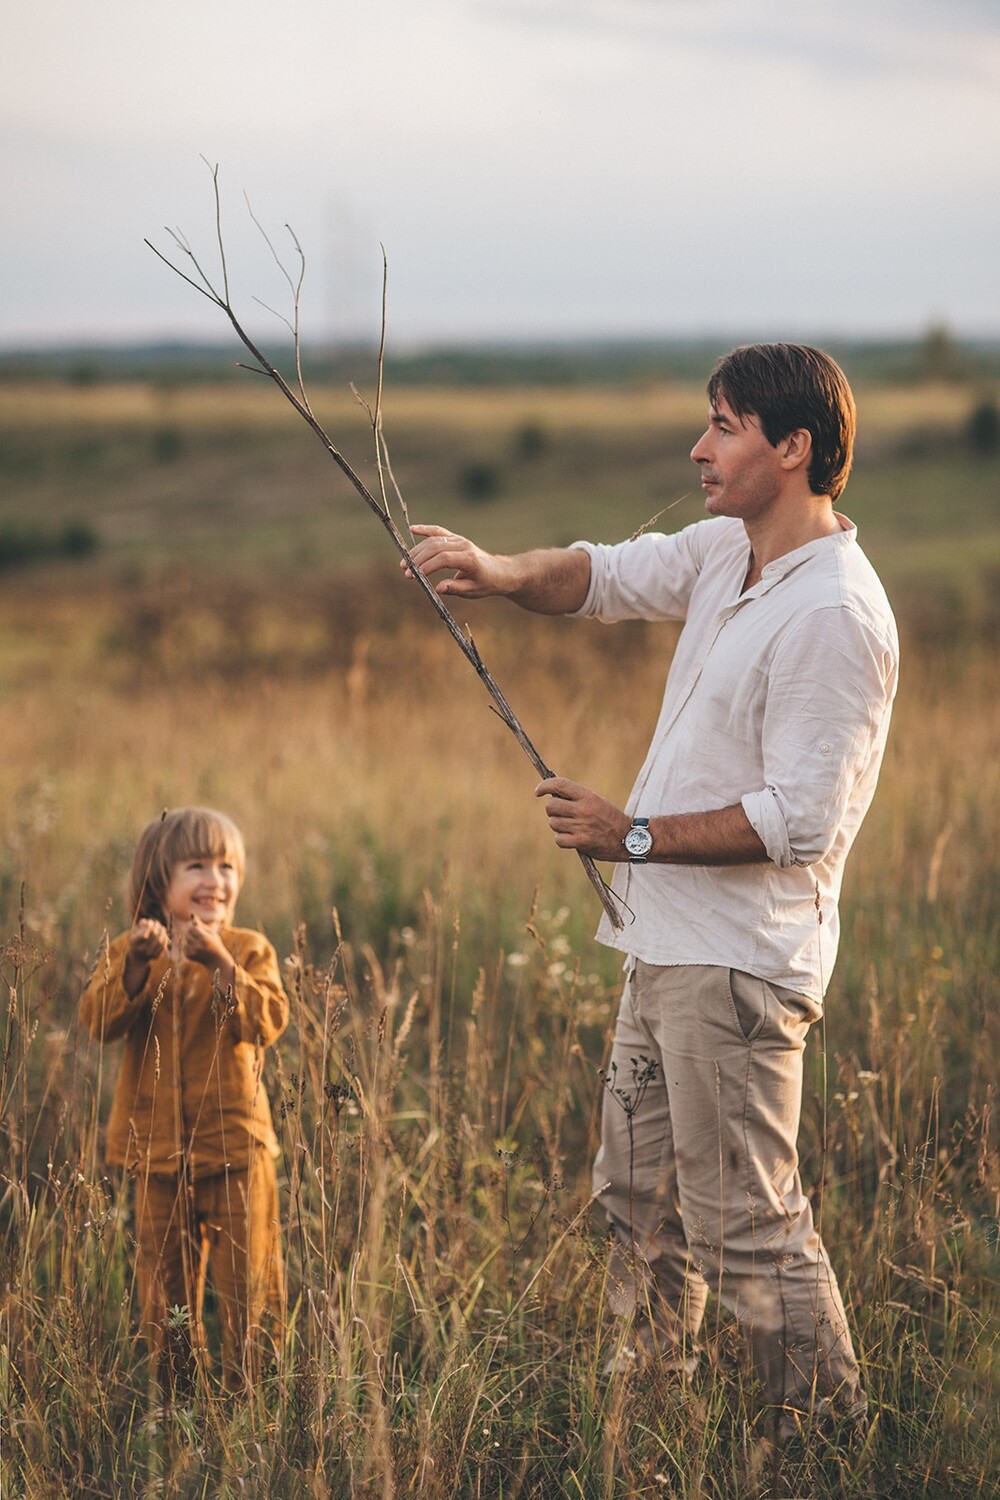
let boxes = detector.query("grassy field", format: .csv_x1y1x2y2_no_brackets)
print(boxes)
2,376,999,629
0,374,998,1497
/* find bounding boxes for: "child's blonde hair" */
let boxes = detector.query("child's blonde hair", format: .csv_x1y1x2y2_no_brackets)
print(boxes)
128,807,246,923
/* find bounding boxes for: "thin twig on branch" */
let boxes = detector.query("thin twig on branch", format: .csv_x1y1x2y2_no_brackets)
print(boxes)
145,163,625,930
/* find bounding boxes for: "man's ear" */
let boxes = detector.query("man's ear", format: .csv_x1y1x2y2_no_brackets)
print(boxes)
779,427,812,474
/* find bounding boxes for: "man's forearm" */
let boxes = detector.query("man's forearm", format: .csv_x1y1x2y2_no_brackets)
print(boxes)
504,547,591,614
404,526,592,612
536,778,771,864
647,804,768,864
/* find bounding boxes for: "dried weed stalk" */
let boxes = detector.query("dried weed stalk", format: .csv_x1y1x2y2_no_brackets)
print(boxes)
146,164,623,930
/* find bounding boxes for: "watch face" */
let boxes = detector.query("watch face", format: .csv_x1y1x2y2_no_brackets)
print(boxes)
624,825,653,856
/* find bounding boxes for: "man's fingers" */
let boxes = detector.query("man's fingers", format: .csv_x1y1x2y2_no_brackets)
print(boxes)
404,543,469,580
399,525,510,601
544,797,578,820
534,776,581,799
402,526,468,570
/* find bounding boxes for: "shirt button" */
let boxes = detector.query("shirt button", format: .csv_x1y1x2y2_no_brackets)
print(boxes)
819,742,831,754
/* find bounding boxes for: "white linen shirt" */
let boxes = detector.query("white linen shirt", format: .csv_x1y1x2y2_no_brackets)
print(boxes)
573,514,898,1000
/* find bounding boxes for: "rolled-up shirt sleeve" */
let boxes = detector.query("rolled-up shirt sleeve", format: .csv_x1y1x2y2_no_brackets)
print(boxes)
741,605,897,868
572,521,714,622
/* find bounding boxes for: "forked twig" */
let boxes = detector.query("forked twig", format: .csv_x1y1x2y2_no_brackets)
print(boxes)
145,165,624,930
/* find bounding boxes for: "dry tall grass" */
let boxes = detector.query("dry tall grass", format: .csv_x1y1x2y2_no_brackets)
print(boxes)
1,568,997,1497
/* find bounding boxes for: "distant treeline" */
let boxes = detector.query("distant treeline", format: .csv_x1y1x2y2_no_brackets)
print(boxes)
0,518,98,571
2,328,999,388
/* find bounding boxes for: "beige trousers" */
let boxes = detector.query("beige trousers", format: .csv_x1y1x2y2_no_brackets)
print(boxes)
594,961,865,1436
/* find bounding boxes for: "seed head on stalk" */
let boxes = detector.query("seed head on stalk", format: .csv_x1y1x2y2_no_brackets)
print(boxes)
145,162,625,930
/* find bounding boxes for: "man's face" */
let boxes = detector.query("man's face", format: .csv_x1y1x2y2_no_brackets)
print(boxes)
689,394,785,523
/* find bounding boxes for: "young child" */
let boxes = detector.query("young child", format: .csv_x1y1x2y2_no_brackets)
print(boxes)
80,806,289,1395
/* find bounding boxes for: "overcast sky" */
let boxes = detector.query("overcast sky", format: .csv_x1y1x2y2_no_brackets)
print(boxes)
2,0,998,348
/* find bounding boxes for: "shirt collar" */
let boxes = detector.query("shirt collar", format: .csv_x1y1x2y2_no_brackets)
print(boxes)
756,513,857,587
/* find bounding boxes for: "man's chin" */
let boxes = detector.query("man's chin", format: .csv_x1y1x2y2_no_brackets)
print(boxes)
704,492,744,521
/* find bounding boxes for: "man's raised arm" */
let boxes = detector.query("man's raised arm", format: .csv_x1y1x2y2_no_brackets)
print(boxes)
402,524,591,615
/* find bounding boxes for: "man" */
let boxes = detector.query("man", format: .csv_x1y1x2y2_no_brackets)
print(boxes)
404,343,897,1440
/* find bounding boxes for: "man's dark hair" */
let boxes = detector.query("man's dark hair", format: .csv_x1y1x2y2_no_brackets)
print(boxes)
707,343,856,501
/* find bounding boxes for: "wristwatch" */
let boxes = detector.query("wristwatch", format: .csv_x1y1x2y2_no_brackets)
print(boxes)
623,816,653,863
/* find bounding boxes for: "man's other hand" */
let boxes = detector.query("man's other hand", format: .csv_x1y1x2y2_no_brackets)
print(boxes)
535,776,631,861
401,525,512,598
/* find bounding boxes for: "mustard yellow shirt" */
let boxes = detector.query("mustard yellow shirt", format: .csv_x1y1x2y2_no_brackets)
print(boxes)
80,926,288,1177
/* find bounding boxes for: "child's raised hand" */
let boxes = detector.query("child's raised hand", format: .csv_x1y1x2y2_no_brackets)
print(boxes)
179,915,236,987
129,918,169,962
123,917,169,997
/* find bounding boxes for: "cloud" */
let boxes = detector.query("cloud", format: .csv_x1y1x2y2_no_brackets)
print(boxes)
1,0,998,342
489,0,1000,89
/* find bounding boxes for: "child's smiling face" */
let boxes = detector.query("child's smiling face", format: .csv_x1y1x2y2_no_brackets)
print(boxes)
164,854,240,928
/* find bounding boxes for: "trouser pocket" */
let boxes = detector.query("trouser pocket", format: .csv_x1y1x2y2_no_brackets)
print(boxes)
726,968,768,1043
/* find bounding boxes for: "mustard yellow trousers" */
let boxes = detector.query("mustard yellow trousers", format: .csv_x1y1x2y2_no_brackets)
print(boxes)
133,1152,283,1393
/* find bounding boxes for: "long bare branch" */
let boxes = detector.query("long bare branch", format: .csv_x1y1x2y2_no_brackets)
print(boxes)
146,185,625,931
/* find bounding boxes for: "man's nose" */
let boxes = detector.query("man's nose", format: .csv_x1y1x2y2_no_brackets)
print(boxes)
690,431,710,463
